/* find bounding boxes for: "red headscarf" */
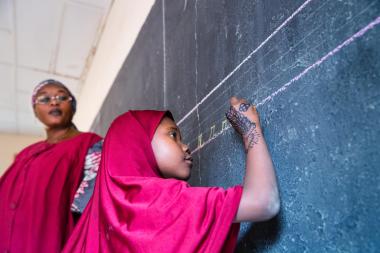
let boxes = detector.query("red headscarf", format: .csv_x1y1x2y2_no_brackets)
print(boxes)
63,110,242,253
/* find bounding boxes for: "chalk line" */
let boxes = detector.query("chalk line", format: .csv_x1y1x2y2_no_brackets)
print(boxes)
184,0,377,138
191,16,380,154
177,0,314,125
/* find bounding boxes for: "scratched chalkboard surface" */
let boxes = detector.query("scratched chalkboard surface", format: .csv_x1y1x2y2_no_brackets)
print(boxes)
92,1,380,252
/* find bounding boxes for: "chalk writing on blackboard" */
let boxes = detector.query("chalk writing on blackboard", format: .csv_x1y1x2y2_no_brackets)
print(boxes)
190,16,380,154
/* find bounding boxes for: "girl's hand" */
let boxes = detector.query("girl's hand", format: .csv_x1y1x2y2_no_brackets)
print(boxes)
227,97,279,222
225,96,261,151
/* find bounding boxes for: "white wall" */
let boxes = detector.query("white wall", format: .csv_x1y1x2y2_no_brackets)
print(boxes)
74,0,156,131
0,133,42,176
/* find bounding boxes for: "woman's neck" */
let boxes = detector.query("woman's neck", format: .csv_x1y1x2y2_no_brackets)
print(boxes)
45,125,80,144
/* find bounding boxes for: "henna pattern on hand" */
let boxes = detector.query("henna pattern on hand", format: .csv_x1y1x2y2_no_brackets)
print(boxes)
239,103,251,112
226,105,261,150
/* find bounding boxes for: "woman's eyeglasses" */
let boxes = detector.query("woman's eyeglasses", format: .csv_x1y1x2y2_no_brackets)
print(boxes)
34,95,73,105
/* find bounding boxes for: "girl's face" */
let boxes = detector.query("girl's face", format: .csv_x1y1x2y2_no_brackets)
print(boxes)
151,116,193,180
33,84,74,129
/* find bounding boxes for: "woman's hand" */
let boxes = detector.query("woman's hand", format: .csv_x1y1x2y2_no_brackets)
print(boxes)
226,96,261,151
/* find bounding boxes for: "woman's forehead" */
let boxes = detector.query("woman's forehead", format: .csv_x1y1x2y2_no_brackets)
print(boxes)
37,84,69,95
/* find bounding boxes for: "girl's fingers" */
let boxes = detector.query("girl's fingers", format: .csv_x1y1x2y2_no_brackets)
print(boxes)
227,97,260,131
230,97,251,110
230,97,245,108
229,96,240,106
230,97,257,116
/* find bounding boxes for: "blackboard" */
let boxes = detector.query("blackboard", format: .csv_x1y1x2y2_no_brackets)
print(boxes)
92,0,380,252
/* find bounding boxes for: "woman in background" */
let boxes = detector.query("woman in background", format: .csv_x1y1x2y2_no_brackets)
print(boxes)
0,79,102,253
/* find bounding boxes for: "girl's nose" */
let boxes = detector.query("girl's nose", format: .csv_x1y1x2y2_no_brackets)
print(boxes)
182,143,190,154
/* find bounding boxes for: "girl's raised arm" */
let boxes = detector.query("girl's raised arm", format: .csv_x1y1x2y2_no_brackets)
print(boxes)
226,96,280,222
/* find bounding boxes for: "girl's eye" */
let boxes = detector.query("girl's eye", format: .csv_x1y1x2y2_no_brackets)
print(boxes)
169,131,177,138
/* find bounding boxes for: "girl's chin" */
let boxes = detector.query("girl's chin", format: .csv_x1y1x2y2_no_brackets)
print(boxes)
181,167,192,180
183,172,191,181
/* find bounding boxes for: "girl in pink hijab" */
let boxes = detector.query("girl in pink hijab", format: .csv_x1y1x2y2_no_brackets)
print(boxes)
63,96,279,253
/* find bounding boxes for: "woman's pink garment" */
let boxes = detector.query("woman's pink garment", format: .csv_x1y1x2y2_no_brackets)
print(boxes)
0,132,101,253
63,111,242,253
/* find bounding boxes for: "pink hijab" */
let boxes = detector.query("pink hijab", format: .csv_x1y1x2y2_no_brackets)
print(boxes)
63,110,242,253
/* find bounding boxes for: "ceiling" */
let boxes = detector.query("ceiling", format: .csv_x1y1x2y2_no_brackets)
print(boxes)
0,0,113,136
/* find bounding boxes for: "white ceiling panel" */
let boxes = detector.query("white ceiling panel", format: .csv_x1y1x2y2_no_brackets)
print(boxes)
0,108,17,133
0,64,15,110
55,3,104,77
16,67,80,96
0,0,12,30
15,0,63,70
0,0,112,135
0,30,14,63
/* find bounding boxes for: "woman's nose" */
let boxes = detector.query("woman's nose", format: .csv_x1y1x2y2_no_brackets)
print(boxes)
49,96,62,106
50,99,59,105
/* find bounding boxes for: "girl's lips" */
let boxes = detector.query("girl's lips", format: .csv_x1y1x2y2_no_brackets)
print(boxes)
185,157,193,169
184,156,193,163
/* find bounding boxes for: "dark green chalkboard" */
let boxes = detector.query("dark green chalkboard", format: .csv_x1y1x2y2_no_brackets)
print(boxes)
93,1,380,252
